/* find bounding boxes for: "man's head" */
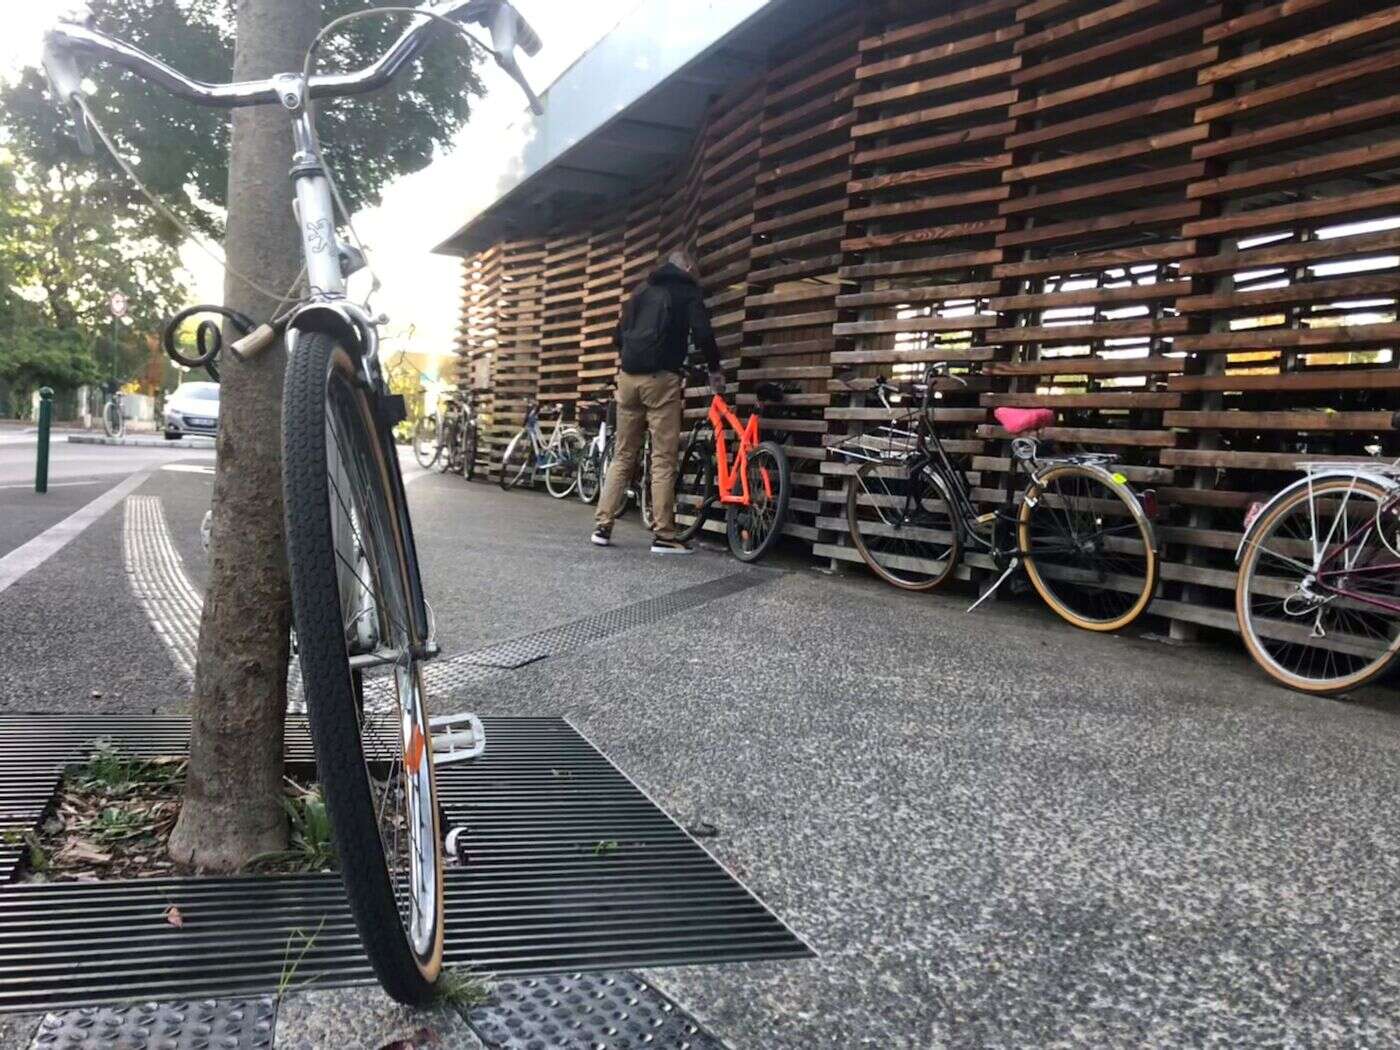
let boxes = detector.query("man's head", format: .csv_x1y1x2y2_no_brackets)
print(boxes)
665,247,698,278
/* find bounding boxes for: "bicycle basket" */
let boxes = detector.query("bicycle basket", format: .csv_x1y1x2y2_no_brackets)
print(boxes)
829,409,923,464
578,401,606,430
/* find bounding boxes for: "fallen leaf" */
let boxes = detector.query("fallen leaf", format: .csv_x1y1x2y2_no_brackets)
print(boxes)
61,841,111,864
164,905,184,928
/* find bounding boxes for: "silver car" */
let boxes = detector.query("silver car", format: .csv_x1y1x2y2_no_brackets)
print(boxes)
164,381,220,439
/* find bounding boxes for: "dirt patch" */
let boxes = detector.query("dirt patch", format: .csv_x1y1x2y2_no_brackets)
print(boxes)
15,746,336,883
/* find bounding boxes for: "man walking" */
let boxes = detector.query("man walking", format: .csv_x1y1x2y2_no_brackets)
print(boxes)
591,248,724,554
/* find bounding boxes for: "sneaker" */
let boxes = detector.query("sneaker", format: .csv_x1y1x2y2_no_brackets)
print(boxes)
651,537,694,556
591,526,612,547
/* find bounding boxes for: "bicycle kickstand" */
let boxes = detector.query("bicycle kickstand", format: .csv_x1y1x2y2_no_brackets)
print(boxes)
967,557,1019,613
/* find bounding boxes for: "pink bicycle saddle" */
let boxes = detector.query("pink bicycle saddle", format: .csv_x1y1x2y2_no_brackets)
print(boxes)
994,407,1054,435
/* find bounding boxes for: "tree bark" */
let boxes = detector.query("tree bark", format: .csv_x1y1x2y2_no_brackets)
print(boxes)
169,0,321,871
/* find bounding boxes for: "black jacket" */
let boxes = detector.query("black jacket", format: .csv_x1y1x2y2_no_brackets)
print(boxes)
613,263,721,374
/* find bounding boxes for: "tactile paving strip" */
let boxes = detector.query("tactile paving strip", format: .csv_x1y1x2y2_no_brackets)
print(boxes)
469,972,725,1050
30,997,275,1050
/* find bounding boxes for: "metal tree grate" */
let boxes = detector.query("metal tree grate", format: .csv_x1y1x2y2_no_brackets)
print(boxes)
0,715,810,1013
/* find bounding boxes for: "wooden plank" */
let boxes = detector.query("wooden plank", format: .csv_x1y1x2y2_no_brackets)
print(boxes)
832,315,998,337
1187,137,1400,200
1009,48,1218,118
1003,126,1207,183
859,0,1020,53
852,89,1019,138
1167,369,1400,393
841,249,1004,280
1014,0,1166,53
985,355,1186,376
1164,410,1396,431
847,186,1010,222
1174,323,1400,353
837,282,1001,308
857,23,1025,80
988,281,1190,311
1006,85,1211,150
1161,448,1381,470
1193,94,1400,163
842,218,1008,253
849,154,1010,195
982,318,1190,343
978,424,1177,447
1014,5,1222,86
982,392,1180,408
1195,46,1400,124
1180,227,1400,277
992,240,1194,279
743,310,840,333
996,201,1201,248
853,120,1016,166
1199,6,1400,84
1177,275,1400,314
999,163,1206,215
854,56,1022,108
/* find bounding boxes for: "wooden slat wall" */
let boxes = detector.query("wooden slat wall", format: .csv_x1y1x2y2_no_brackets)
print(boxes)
455,0,1400,643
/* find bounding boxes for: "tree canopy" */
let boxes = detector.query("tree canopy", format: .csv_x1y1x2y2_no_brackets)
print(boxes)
0,0,487,239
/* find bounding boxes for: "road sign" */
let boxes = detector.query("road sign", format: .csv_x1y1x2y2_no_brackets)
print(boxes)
108,292,128,319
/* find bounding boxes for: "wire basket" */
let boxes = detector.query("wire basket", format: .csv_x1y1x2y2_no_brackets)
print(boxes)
828,410,923,464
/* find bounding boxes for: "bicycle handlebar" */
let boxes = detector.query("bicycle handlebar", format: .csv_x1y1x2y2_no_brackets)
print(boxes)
43,0,543,143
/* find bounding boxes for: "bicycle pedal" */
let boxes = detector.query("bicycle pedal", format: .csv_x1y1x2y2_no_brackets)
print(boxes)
429,712,486,765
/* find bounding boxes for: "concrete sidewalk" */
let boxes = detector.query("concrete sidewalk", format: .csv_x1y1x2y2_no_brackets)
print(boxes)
5,471,1400,1046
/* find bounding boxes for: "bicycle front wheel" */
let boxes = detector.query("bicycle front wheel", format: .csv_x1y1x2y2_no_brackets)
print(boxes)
1236,476,1400,695
674,433,713,542
413,415,440,469
434,420,457,473
103,400,124,439
283,332,443,1005
846,462,960,590
577,447,602,503
543,428,585,499
727,440,791,562
497,430,533,490
1018,464,1157,632
461,419,478,481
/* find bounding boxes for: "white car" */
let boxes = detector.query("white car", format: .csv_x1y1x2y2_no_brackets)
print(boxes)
164,381,221,439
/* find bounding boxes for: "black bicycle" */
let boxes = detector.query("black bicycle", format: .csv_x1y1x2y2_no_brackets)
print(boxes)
832,364,1159,632
415,394,478,478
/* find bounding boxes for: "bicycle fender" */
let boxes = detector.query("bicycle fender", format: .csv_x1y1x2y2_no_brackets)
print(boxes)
1031,460,1159,555
286,302,375,359
1234,468,1400,563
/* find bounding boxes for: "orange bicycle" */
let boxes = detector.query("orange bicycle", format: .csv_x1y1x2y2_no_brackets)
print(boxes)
673,372,791,561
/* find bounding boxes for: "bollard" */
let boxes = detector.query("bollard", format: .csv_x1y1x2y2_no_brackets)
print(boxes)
35,387,53,495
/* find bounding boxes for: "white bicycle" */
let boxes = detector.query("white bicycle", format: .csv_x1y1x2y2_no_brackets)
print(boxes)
43,0,541,1005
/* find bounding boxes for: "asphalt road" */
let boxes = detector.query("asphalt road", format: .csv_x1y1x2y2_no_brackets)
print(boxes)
0,438,214,558
5,462,1400,1046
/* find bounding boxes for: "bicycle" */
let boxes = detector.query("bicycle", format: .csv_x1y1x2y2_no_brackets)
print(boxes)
831,365,1159,632
413,395,477,478
44,0,543,1005
102,388,125,439
576,398,651,518
1235,441,1400,695
672,369,791,561
497,399,585,498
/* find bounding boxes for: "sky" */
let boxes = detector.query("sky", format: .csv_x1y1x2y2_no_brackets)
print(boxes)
1,1,639,369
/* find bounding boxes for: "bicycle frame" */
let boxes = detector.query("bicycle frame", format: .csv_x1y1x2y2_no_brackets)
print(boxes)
1301,483,1400,615
707,394,770,507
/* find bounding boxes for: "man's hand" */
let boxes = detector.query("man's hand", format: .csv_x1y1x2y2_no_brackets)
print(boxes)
708,370,726,396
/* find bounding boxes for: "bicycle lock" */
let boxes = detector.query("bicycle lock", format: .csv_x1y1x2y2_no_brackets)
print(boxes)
34,387,53,494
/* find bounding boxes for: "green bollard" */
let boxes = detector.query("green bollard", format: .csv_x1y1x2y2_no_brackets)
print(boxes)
35,387,53,495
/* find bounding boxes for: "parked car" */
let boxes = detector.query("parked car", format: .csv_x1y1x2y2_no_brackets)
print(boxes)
164,381,220,439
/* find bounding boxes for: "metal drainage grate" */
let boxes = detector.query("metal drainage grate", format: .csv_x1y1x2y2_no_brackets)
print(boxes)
468,971,725,1049
0,715,811,1012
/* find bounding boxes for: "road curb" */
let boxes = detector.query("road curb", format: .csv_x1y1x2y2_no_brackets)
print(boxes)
68,434,216,449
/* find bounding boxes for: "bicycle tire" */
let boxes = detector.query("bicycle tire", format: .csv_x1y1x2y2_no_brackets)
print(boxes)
726,440,791,562
461,419,478,481
638,433,655,530
283,331,443,1005
412,415,439,469
434,418,456,473
674,433,713,543
497,430,533,490
1236,475,1400,695
846,462,961,590
577,446,602,503
1018,463,1157,632
543,428,585,499
103,399,124,439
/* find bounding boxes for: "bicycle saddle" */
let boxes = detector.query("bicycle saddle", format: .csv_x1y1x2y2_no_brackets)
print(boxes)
994,407,1054,434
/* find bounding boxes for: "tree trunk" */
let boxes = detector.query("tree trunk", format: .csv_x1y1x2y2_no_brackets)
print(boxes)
169,0,321,871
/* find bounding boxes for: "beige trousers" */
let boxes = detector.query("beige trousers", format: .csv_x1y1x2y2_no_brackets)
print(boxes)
595,371,683,538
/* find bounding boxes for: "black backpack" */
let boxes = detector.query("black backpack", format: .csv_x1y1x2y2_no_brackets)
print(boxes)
619,282,672,374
